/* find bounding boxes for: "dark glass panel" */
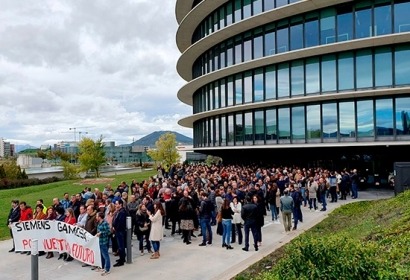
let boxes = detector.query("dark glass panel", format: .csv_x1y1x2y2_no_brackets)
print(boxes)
375,47,392,87
244,71,253,103
304,16,319,48
266,108,277,141
235,113,244,145
292,106,305,140
244,112,253,142
291,60,304,96
376,99,394,136
265,66,276,100
307,105,321,139
255,110,264,142
254,69,264,102
396,97,410,135
278,107,290,140
278,63,290,98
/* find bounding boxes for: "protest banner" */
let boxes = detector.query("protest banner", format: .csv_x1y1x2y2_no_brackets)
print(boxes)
12,220,101,267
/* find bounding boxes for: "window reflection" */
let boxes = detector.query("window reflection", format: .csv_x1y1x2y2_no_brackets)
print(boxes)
292,106,305,140
374,4,391,36
290,22,303,51
215,117,220,146
266,108,277,141
355,7,372,39
305,58,320,94
375,99,393,136
254,69,264,102
235,74,243,105
277,26,288,53
339,102,356,138
394,1,410,33
375,48,392,87
356,49,373,88
235,113,244,145
278,108,290,140
305,15,319,47
320,8,336,44
255,110,264,142
265,66,276,100
307,105,321,139
338,52,354,91
244,112,253,143
396,97,410,135
244,72,252,104
291,61,304,96
278,63,289,98
395,45,410,85
357,100,374,137
322,103,337,138
228,114,234,145
337,7,353,41
321,55,336,92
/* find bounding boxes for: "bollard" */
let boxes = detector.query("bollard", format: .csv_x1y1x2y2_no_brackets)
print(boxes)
126,216,132,264
31,239,39,280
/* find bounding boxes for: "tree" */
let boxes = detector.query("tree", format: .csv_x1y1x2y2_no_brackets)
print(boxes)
78,136,106,178
205,155,223,166
147,132,180,168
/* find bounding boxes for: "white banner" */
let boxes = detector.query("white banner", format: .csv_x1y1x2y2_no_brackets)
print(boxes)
12,220,101,267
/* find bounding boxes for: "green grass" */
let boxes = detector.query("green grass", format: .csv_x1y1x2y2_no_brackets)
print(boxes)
0,170,155,241
235,191,410,279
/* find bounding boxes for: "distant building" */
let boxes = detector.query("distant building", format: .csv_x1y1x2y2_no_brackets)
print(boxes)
0,138,14,158
17,154,43,168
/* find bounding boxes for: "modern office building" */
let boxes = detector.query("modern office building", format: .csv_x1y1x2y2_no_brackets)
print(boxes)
176,0,410,173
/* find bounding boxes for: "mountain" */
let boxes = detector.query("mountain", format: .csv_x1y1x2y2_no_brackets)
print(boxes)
126,131,193,147
15,144,38,153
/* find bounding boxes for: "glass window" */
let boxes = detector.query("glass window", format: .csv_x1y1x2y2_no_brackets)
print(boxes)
265,66,276,100
292,106,305,140
305,14,319,48
234,38,242,64
219,7,226,29
396,97,410,135
220,79,226,108
323,103,337,138
210,85,215,110
264,29,276,56
266,108,277,141
244,36,252,62
244,71,252,103
395,45,410,85
339,101,356,138
253,0,262,15
307,105,321,139
357,100,374,137
254,69,264,102
213,11,219,32
375,47,392,87
276,0,288,8
394,1,410,33
226,41,233,67
278,63,290,98
245,112,253,142
235,74,243,105
356,49,373,88
226,2,233,25
278,107,290,140
321,55,336,92
243,0,252,19
220,43,226,68
214,83,220,109
376,99,394,136
320,8,336,44
355,6,372,39
291,60,304,96
337,7,353,41
210,118,215,146
264,0,275,11
374,4,391,36
305,57,320,94
234,0,242,23
255,110,264,141
277,24,288,53
235,113,244,144
228,114,234,145
213,47,220,71
215,117,220,145
290,22,303,51
338,52,354,91
227,77,234,106
221,116,226,145
253,34,263,59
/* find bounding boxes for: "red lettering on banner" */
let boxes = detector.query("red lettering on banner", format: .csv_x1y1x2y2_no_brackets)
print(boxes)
71,243,95,264
43,238,68,251
22,239,32,249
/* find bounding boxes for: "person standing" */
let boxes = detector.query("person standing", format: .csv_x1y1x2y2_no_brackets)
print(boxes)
112,200,127,267
179,199,195,245
280,189,294,232
350,169,359,199
318,178,328,211
308,177,318,211
148,201,165,259
7,199,20,253
19,201,33,255
230,196,243,245
136,204,152,254
241,196,259,252
221,198,234,249
96,212,111,276
198,192,213,246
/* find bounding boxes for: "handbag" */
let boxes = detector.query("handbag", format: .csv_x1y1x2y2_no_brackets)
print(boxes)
216,210,222,223
139,223,149,232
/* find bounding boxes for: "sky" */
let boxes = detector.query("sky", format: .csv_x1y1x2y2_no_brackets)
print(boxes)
0,0,191,147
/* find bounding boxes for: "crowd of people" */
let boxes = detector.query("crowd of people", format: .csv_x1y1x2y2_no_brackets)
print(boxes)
7,163,361,276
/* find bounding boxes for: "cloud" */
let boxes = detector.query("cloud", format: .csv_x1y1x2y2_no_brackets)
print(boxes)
0,0,191,147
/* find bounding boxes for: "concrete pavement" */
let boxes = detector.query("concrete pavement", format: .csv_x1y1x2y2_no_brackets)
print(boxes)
0,189,394,280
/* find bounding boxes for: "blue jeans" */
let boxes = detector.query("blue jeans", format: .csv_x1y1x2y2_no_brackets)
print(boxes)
151,241,160,252
222,219,232,246
320,193,327,210
200,218,212,244
269,203,278,220
115,230,126,263
100,244,110,272
243,222,258,250
300,187,307,206
351,183,358,198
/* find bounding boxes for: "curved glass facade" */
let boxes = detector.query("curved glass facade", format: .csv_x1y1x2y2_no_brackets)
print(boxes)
192,0,410,79
193,96,410,147
192,0,302,44
193,44,410,113
176,0,410,157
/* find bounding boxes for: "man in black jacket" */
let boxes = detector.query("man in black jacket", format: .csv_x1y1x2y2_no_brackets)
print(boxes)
241,196,259,252
7,199,20,252
113,200,127,267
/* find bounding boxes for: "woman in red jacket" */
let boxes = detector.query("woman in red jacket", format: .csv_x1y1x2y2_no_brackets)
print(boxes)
60,208,76,261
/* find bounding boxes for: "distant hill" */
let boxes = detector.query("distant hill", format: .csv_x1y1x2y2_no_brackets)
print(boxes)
16,144,38,153
126,131,193,147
